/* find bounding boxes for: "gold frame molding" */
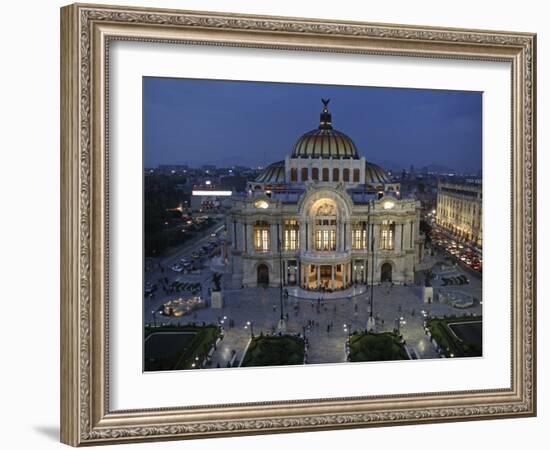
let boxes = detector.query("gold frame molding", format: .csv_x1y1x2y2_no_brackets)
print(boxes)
60,3,536,446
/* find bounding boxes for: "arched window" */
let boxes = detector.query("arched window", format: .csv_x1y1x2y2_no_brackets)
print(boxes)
322,168,329,181
290,168,297,182
352,221,368,250
283,220,299,251
332,168,339,182
301,167,308,181
312,200,337,252
254,220,270,252
312,168,319,181
343,168,350,182
353,169,360,183
380,221,395,250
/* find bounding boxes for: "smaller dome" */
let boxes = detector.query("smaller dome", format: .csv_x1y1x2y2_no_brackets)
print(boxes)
255,161,285,183
365,162,389,184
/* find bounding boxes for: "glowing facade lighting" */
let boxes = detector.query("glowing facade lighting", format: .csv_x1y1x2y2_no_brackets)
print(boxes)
254,200,269,209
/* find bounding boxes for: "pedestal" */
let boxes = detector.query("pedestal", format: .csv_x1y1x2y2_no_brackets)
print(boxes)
366,316,376,332
211,290,224,309
423,286,434,304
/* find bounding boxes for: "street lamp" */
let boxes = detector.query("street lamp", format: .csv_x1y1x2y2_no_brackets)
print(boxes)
277,210,286,332
245,320,254,338
395,316,405,334
366,199,376,332
343,323,351,341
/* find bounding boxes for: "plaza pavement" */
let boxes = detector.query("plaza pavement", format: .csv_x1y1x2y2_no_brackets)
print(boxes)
144,251,482,368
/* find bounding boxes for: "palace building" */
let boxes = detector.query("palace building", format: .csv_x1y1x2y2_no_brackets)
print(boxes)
436,181,482,247
227,100,424,290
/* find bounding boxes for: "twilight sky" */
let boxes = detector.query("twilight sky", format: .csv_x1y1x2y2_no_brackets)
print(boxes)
143,77,482,173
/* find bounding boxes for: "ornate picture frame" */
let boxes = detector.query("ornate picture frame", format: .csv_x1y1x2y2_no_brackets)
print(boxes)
60,3,536,446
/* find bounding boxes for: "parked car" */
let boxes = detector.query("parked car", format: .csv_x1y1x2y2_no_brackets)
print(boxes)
171,264,184,273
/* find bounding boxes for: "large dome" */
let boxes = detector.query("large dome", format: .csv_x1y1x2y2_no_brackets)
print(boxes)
291,99,359,159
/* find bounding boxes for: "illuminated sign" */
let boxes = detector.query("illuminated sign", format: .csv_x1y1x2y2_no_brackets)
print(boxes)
192,190,232,196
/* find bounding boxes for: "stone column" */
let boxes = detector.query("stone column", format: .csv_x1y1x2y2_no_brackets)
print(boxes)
270,223,278,253
394,222,401,253
246,222,253,253
373,224,380,250
342,264,346,288
331,265,335,289
316,265,320,289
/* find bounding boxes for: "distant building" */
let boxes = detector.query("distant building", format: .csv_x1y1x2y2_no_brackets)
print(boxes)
191,184,233,211
158,164,189,174
436,181,482,247
228,100,424,289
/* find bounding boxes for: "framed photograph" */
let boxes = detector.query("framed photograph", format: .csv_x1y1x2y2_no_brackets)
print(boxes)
60,3,536,446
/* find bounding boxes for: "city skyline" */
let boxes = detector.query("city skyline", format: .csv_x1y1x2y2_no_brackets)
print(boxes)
143,77,483,173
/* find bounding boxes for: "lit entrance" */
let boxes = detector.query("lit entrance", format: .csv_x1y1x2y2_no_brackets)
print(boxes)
381,262,392,283
301,263,351,291
257,264,269,286
320,265,332,290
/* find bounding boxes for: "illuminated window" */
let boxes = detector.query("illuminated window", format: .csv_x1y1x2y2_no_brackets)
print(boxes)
283,220,299,251
312,199,337,252
254,221,270,252
352,221,368,250
380,221,395,250
322,168,329,181
315,229,336,251
353,169,360,182
312,168,319,181
301,168,308,181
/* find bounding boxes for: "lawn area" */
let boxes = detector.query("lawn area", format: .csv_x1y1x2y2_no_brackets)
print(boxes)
426,315,482,358
144,324,220,371
349,332,408,362
241,335,305,367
